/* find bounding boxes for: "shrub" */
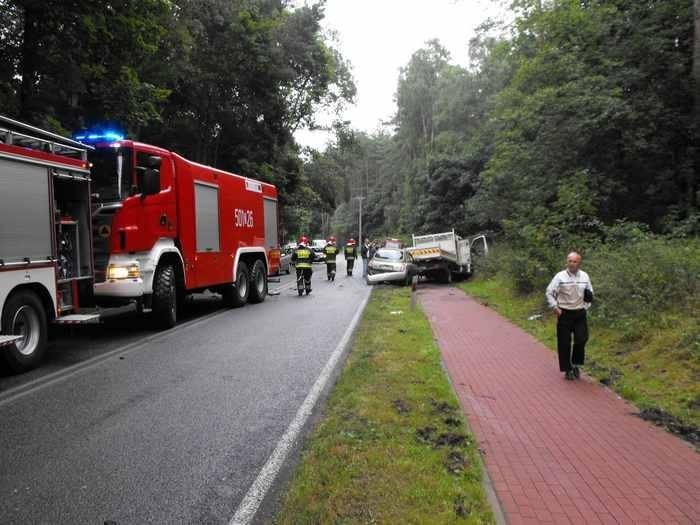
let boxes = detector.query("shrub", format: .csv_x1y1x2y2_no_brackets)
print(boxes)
483,230,700,328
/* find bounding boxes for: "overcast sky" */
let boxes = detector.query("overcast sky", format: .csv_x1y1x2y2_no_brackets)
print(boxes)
294,0,505,150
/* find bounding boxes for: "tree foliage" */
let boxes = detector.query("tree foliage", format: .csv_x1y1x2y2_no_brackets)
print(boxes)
0,0,354,236
308,0,697,244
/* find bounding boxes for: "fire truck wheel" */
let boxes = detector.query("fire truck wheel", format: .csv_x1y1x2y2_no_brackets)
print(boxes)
223,261,250,308
249,260,268,304
152,264,177,329
1,290,48,373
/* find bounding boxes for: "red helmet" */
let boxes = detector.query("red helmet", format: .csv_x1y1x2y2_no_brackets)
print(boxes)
328,236,336,243
298,236,310,246
348,238,356,246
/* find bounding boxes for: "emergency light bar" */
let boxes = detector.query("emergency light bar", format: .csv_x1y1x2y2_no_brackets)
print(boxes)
73,130,125,143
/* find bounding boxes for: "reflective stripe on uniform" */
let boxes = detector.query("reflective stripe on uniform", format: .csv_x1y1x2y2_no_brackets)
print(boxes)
295,248,313,268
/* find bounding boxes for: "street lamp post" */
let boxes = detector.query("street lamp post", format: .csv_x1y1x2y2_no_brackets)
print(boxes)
354,196,365,244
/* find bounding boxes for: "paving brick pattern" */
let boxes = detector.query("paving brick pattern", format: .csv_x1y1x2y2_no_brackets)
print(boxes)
420,286,699,525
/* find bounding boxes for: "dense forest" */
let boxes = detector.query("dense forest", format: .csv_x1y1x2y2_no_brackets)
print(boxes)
1,0,698,247
0,0,354,239
308,0,699,249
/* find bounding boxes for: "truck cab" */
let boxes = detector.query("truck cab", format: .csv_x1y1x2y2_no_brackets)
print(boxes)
88,140,179,310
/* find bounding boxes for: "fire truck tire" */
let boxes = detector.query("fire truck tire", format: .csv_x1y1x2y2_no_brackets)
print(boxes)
1,290,48,373
152,264,177,329
223,261,250,308
249,260,268,304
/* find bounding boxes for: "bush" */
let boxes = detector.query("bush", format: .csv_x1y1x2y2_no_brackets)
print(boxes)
586,237,700,324
483,229,700,328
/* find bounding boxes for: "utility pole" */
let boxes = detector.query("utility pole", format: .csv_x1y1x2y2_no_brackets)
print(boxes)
353,196,365,244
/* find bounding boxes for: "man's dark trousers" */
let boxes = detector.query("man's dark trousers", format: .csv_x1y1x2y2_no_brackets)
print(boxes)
557,309,588,372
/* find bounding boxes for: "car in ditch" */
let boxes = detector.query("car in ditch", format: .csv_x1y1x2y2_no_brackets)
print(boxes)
366,248,418,285
311,239,327,263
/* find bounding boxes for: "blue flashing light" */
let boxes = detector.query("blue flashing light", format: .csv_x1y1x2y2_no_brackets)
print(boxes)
73,129,125,143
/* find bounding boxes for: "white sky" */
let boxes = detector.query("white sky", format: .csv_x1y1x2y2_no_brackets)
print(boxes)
294,0,506,150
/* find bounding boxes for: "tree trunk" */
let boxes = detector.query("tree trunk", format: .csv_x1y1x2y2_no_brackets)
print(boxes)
18,2,41,122
692,0,699,208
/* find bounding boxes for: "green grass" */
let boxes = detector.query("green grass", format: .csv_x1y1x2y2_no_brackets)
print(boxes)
460,276,700,431
275,288,493,525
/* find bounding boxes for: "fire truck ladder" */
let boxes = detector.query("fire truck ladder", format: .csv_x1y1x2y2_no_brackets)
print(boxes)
0,114,91,161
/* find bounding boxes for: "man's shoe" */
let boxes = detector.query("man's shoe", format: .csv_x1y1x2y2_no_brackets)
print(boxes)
573,366,580,379
565,370,574,380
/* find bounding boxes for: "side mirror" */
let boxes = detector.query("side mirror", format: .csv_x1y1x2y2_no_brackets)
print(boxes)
144,155,162,169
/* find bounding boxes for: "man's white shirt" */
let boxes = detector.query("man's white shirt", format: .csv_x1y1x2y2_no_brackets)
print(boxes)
546,269,593,311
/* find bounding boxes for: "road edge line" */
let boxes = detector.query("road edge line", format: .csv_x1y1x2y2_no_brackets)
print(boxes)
229,290,371,525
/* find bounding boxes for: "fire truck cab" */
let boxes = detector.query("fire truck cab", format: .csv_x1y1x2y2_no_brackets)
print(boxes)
87,138,280,327
0,116,99,372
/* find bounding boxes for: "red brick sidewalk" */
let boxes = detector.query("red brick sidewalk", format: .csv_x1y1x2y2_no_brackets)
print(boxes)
420,286,699,525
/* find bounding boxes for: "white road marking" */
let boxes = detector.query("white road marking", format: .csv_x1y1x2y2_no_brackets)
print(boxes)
229,291,371,525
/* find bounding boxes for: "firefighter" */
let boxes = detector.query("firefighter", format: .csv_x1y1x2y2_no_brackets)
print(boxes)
344,238,357,276
324,236,339,281
292,236,314,295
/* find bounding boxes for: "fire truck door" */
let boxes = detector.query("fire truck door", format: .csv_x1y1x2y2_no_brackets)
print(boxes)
135,151,176,247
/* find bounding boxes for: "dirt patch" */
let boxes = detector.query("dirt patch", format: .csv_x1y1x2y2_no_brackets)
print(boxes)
453,495,470,517
416,426,437,444
445,450,469,475
599,368,622,386
430,398,456,415
435,432,468,447
444,416,461,427
392,399,410,415
636,408,700,446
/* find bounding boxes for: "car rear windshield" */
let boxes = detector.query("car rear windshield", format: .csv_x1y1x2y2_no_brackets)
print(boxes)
374,249,403,261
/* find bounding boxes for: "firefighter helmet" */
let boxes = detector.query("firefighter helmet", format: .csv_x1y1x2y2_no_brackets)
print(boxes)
328,236,336,243
348,238,356,246
298,236,310,246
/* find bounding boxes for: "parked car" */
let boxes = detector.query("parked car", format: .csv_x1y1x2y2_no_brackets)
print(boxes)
278,250,292,275
366,248,418,285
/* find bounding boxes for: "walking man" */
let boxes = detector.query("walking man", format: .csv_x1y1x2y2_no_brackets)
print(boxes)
546,251,594,380
361,238,371,277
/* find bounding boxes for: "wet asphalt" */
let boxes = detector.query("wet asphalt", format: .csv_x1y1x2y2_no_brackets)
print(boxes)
0,258,370,524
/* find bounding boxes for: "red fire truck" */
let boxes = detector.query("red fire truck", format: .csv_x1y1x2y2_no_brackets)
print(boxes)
0,115,280,372
1,116,99,372
86,134,280,328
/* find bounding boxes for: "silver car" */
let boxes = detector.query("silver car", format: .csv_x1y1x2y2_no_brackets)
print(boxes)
367,248,418,285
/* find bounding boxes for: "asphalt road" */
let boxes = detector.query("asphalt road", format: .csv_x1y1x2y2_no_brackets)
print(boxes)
0,257,370,524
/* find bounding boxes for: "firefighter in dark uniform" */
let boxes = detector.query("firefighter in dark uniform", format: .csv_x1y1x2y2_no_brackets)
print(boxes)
344,238,357,276
292,236,314,296
324,236,339,281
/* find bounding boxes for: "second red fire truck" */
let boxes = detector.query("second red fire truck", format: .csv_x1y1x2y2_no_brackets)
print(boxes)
86,134,281,328
0,115,281,372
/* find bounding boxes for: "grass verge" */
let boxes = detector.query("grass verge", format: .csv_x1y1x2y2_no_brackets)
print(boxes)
460,276,700,443
275,287,493,524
